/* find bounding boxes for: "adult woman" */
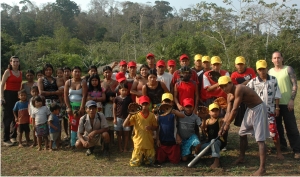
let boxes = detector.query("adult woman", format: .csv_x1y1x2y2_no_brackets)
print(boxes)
130,64,150,103
37,63,60,108
142,69,169,109
1,56,22,146
64,66,87,117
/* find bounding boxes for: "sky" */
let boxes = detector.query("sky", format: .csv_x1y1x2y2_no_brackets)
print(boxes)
5,0,300,12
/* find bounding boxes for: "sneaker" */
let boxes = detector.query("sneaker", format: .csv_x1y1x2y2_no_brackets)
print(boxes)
221,146,227,151
86,149,93,156
295,153,300,159
3,141,13,147
10,138,17,143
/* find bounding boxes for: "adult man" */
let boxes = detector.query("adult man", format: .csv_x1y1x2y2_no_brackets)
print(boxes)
268,51,300,159
167,59,176,75
198,56,211,105
76,100,110,156
192,54,203,75
156,59,173,91
218,76,269,176
126,61,137,82
112,60,128,80
146,53,156,70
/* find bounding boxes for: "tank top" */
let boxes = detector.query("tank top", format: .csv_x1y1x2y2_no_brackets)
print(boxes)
43,77,59,100
268,66,292,105
5,70,22,91
68,79,83,102
146,81,164,105
206,118,227,149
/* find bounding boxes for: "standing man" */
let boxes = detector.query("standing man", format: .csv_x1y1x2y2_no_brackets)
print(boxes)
112,60,128,80
146,53,156,70
156,60,173,91
268,51,300,159
167,59,176,75
192,54,203,75
198,56,211,105
218,76,269,176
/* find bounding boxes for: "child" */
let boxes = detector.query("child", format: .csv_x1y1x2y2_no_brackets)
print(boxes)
177,97,202,161
69,109,80,149
247,60,284,160
48,103,61,151
13,89,30,147
156,93,185,164
28,86,39,147
36,70,44,80
87,74,106,110
123,96,158,167
104,91,116,144
31,95,51,151
21,69,37,101
200,103,228,168
113,83,132,152
56,68,65,106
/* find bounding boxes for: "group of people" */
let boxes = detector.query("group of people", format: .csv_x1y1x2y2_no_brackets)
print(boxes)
1,51,299,176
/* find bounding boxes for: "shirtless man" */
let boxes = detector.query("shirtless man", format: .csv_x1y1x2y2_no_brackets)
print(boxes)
218,76,269,176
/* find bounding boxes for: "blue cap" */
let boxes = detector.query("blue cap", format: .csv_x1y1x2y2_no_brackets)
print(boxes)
85,100,97,108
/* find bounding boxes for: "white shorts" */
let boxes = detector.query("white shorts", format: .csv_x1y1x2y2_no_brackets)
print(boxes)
239,103,270,141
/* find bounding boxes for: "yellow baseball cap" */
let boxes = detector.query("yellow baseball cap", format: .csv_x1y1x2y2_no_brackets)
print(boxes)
202,56,211,62
211,56,222,64
218,76,231,85
162,93,173,101
194,54,202,61
235,56,245,64
256,60,267,70
209,103,219,111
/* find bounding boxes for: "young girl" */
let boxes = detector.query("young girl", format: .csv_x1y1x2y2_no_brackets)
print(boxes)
31,95,51,151
104,92,116,144
87,74,106,111
28,86,39,147
22,69,37,102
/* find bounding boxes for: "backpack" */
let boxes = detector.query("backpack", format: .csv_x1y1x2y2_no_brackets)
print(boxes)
82,112,102,125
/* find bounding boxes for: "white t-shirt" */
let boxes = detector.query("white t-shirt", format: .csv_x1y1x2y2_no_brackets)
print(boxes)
157,72,173,91
31,106,51,125
112,72,129,80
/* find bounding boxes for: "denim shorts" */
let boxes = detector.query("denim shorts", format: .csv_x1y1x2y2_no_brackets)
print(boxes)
114,117,131,131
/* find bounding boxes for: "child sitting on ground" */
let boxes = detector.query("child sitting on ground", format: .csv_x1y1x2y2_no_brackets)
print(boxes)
177,97,202,161
123,96,158,166
200,103,228,168
48,103,61,151
13,89,30,147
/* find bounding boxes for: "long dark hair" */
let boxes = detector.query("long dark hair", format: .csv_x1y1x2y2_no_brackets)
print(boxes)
88,74,102,92
43,63,54,75
8,56,20,70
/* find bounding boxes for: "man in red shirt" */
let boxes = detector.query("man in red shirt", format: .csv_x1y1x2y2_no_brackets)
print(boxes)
167,60,176,75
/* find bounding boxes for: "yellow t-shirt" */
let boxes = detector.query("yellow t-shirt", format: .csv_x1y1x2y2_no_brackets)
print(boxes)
129,112,158,149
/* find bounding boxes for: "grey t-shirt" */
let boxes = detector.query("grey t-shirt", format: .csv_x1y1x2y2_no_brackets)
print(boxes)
78,112,109,137
178,112,202,140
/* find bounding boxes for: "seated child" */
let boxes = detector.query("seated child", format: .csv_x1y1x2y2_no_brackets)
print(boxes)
177,97,202,161
156,93,185,164
200,103,228,168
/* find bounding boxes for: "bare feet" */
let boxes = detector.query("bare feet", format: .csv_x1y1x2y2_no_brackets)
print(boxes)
276,153,284,160
37,147,42,151
49,149,53,152
233,157,245,165
18,144,24,148
252,168,266,176
30,144,37,148
45,147,49,151
210,160,220,168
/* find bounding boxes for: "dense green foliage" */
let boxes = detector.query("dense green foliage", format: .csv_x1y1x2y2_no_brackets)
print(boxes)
1,0,300,75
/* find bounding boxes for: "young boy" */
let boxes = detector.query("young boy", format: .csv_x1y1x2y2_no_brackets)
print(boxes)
123,96,158,166
113,83,132,152
247,60,284,160
13,89,30,147
177,97,202,161
48,103,61,151
200,103,228,168
156,93,185,164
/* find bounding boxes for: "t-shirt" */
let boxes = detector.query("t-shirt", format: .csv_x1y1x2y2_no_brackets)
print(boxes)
158,114,176,143
175,81,196,106
114,95,132,119
177,112,201,140
129,112,158,149
171,69,199,85
13,101,30,124
69,114,80,131
78,112,109,137
203,70,229,99
48,113,60,133
231,68,256,85
247,75,281,114
104,103,113,118
157,72,173,91
31,106,51,125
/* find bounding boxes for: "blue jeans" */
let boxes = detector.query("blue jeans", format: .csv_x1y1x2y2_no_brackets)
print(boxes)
276,105,300,153
71,130,77,146
201,139,222,158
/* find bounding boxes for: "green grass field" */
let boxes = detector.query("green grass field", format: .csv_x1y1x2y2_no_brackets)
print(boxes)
1,82,300,176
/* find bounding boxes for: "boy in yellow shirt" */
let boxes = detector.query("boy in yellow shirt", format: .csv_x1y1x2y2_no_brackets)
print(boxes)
123,95,158,166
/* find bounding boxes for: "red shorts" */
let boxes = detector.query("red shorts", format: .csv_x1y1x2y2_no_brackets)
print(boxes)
156,144,180,164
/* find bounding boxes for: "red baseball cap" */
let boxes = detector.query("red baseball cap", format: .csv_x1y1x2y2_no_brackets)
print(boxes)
183,98,194,107
128,61,136,67
156,60,165,67
146,53,155,59
167,59,176,66
116,72,126,83
180,54,189,61
139,95,150,104
119,60,127,66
